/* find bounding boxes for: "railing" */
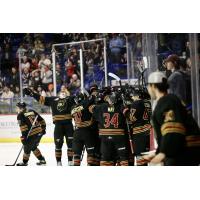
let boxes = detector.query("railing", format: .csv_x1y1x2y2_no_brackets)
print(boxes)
0,97,51,114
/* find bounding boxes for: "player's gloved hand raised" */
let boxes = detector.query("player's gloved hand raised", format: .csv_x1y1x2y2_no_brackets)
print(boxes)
20,136,27,145
23,88,34,97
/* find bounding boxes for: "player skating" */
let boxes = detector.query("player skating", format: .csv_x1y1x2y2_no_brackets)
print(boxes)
16,102,46,166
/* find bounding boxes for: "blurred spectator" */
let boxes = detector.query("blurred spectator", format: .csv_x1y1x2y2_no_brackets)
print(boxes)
0,81,3,96
58,84,70,96
68,73,81,94
65,59,75,83
31,69,42,90
1,86,14,104
46,83,54,97
165,54,187,103
14,86,20,98
179,58,192,105
21,56,30,70
44,55,51,66
37,85,46,96
56,63,63,87
186,57,192,69
38,54,46,69
40,66,53,90
34,39,45,56
31,57,39,71
10,67,19,87
109,34,124,63
2,43,12,70
22,67,31,88
16,44,27,58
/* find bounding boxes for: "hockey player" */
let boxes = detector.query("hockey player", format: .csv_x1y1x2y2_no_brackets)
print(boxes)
24,88,75,166
16,102,46,166
123,89,151,166
89,89,129,166
71,92,96,166
88,84,101,166
144,71,200,166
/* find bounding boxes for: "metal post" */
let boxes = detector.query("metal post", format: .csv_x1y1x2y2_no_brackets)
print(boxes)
125,36,130,84
103,38,108,86
18,50,23,102
52,38,107,88
189,33,200,126
52,49,57,96
53,38,105,48
79,48,84,93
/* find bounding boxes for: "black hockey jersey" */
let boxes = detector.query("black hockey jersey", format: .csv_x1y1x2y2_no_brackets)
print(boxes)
124,99,151,135
89,103,126,136
152,94,198,158
71,100,93,128
32,93,75,124
17,109,46,139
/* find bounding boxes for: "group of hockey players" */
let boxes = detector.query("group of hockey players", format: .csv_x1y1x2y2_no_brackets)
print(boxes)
15,71,200,166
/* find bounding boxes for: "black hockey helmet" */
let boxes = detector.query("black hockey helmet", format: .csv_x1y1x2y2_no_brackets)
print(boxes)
16,102,27,109
89,84,98,94
74,92,85,104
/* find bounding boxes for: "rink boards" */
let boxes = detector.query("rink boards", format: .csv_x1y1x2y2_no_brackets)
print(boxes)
0,114,54,143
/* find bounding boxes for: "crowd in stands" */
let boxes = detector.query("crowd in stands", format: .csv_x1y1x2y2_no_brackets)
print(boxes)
0,33,195,106
0,33,131,100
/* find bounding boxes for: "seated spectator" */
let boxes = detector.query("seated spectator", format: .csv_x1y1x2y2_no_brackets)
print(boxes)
14,86,20,98
1,86,14,104
68,73,81,94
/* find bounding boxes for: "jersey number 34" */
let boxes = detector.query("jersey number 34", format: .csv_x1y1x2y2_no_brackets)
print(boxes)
103,113,119,128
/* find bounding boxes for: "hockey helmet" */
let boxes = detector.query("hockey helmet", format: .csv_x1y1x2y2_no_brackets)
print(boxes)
89,84,98,94
148,71,167,84
16,102,27,109
74,92,85,104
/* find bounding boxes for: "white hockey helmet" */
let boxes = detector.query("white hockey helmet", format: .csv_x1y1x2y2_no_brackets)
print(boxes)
148,71,167,84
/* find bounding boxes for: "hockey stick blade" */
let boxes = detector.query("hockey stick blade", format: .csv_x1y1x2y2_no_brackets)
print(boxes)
108,72,121,81
5,164,15,166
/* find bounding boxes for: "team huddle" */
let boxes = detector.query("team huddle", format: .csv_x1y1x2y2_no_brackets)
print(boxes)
15,71,200,166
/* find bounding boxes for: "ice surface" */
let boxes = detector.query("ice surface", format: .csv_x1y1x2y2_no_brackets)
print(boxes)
0,143,87,166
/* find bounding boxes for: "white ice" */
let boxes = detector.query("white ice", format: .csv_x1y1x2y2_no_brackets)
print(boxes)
0,143,88,166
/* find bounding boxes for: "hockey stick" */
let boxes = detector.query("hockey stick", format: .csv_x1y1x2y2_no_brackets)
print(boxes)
108,72,121,86
5,115,39,166
108,72,134,154
80,146,86,164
